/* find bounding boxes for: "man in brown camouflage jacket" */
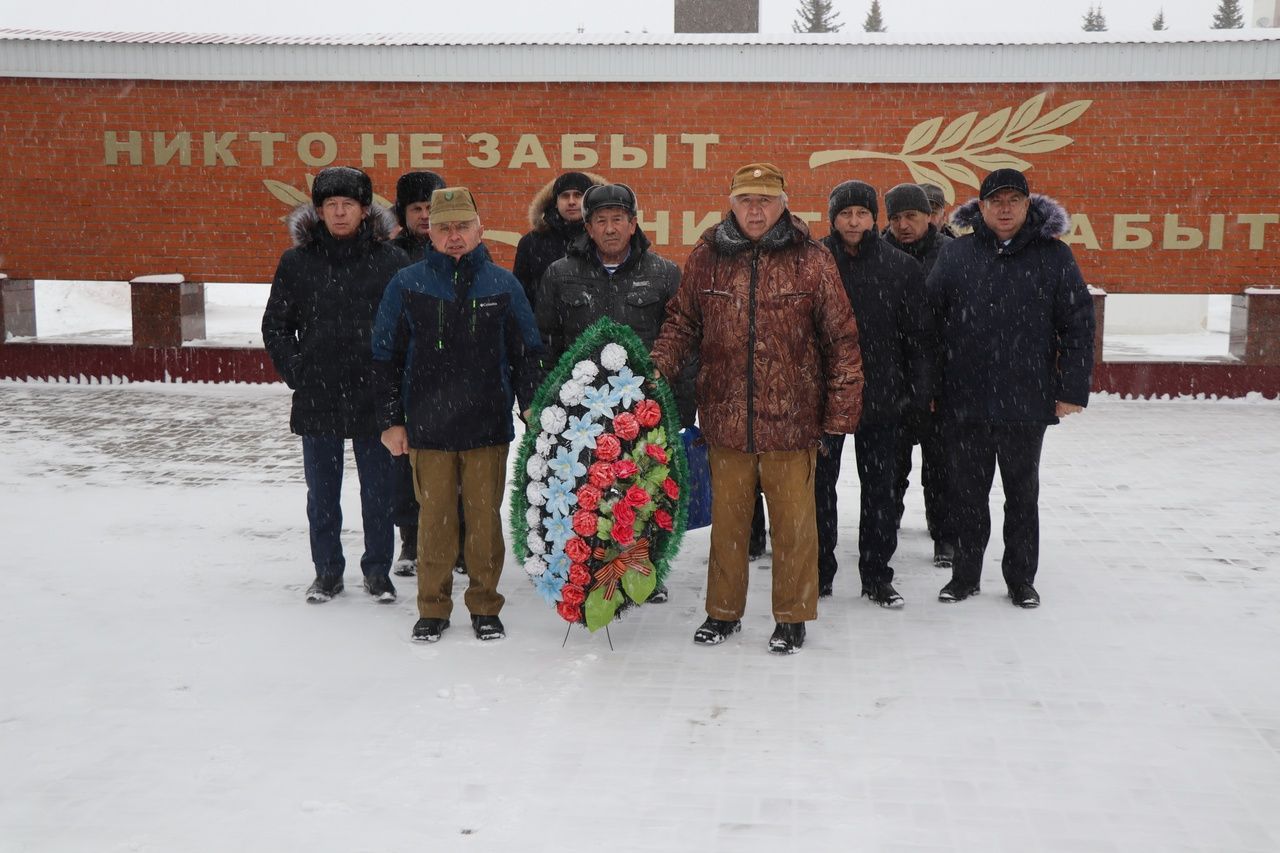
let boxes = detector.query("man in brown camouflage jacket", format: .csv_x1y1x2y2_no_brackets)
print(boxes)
650,162,864,655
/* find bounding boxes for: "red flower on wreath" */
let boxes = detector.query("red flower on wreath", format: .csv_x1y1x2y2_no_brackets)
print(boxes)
594,433,621,462
612,520,635,546
634,399,662,428
612,459,638,480
613,412,640,441
645,443,668,464
654,509,674,532
624,484,651,508
556,600,582,622
662,477,680,501
613,502,636,529
572,509,598,537
569,563,591,586
561,583,586,606
588,462,616,489
564,536,592,563
576,484,602,511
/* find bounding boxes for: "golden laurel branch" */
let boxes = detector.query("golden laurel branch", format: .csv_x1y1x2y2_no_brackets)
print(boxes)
262,174,520,247
808,93,1093,203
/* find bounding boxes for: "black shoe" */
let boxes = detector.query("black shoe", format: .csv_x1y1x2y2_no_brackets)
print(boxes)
305,575,343,603
693,618,741,645
938,580,980,602
454,554,468,576
862,580,904,608
363,573,396,603
393,526,417,576
412,617,449,642
647,583,669,603
933,541,955,570
1009,582,1041,609
472,614,505,641
768,622,806,654
818,581,834,598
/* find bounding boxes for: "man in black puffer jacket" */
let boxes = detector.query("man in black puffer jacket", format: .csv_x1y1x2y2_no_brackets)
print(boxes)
820,181,934,608
537,183,693,605
882,183,954,570
928,169,1095,609
512,171,606,309
262,166,410,605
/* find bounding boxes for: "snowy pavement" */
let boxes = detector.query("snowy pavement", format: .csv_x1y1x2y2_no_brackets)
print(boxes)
1,381,1278,853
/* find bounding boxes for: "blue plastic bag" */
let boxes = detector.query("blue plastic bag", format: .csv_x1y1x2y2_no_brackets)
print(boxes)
681,426,712,531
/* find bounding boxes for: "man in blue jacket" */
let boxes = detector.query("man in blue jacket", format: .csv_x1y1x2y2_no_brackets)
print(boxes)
927,169,1095,608
373,187,546,642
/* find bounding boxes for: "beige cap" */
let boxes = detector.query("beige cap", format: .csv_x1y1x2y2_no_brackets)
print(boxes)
730,163,786,197
428,187,479,224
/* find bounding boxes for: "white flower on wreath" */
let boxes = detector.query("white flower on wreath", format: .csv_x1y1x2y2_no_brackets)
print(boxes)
525,506,541,530
600,343,628,372
526,454,549,481
526,532,546,554
572,360,599,383
523,555,547,577
535,433,555,457
558,379,586,407
539,405,568,436
526,480,547,506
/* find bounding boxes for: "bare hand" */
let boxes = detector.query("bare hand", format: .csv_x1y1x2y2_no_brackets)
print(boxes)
1055,402,1084,418
381,425,410,456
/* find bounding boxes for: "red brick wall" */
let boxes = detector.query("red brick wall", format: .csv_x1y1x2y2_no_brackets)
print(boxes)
1,77,1277,293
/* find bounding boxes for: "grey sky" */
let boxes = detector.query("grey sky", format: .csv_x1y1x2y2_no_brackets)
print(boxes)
0,0,1269,36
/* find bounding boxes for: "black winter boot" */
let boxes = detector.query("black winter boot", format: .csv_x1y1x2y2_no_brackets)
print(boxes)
393,525,417,577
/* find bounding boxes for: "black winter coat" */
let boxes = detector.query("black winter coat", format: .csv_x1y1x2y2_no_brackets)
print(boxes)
822,230,934,428
928,195,1095,424
884,225,952,277
262,205,409,437
391,231,432,264
537,230,696,427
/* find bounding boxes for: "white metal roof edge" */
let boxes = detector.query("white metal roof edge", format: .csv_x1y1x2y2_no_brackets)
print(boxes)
3,28,1279,46
2,38,1278,83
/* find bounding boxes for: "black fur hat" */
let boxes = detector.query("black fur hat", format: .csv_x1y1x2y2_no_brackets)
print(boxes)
394,171,446,226
828,180,879,222
312,166,373,207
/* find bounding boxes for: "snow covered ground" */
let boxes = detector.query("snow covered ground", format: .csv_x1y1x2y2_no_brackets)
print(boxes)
1,381,1278,852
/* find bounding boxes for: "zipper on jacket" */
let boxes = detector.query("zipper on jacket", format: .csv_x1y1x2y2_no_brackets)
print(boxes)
471,299,477,337
746,244,759,454
437,299,444,351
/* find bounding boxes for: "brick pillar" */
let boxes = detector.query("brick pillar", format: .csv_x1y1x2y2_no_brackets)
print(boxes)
1229,287,1280,365
1088,285,1106,364
1,274,37,340
130,274,206,347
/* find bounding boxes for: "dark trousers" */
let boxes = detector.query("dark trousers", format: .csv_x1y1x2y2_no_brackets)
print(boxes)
814,426,901,588
392,455,420,529
854,425,902,585
301,435,394,579
945,421,1047,589
894,416,950,543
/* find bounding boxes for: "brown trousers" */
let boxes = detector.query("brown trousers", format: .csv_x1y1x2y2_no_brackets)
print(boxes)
706,445,819,623
410,444,509,620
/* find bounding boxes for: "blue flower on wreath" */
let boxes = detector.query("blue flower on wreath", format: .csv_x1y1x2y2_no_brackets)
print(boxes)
533,570,565,604
543,476,578,518
545,551,570,579
608,366,646,408
544,515,575,551
581,385,617,421
548,445,586,482
564,413,605,453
